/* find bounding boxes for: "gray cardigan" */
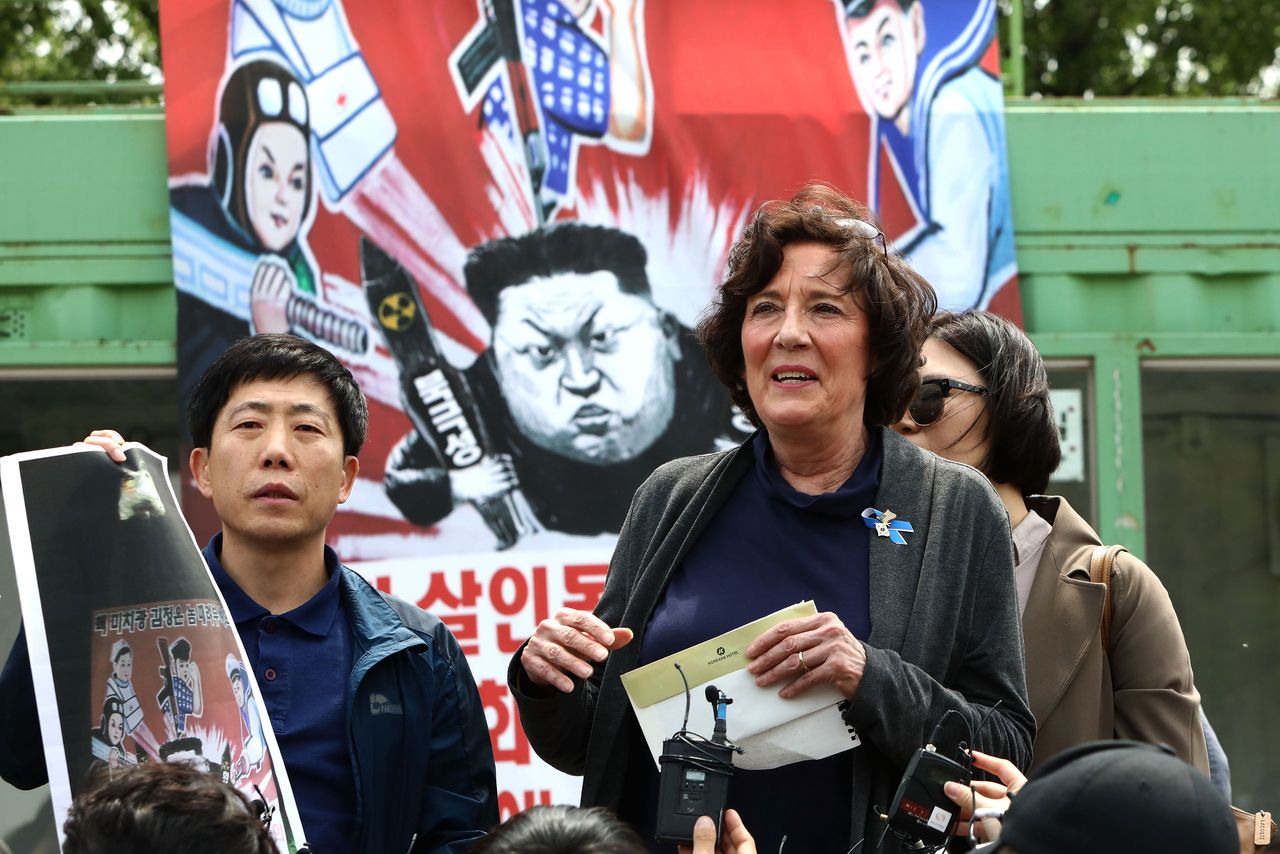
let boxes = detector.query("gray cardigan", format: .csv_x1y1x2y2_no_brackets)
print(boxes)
510,428,1034,850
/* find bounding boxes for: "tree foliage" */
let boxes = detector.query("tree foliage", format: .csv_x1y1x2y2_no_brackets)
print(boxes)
1000,0,1280,97
1,1,1277,100
0,0,160,101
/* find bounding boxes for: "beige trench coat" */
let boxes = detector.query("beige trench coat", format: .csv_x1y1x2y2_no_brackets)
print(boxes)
1021,496,1209,774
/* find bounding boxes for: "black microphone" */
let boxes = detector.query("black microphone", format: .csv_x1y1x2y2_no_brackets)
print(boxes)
705,685,732,745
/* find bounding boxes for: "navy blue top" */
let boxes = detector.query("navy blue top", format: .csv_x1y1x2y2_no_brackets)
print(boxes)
639,429,881,852
205,535,356,853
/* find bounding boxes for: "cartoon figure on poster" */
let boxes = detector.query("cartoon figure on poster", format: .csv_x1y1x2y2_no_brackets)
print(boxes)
376,222,741,542
88,697,139,780
170,58,369,403
102,639,163,760
225,655,266,779
157,636,204,741
837,0,1016,310
85,605,294,846
451,0,653,222
226,0,485,343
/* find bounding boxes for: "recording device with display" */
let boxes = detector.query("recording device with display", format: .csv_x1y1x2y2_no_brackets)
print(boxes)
655,667,741,846
884,709,980,850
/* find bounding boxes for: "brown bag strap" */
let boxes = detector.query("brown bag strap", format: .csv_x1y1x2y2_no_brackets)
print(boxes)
1088,544,1127,649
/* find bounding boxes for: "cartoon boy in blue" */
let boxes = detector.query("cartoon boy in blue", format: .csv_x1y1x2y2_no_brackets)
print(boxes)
838,0,1016,310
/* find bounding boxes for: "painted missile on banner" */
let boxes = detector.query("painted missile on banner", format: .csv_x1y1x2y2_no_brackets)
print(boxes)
0,445,307,851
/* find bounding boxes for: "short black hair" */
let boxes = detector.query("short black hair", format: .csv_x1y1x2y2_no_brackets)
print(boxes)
929,311,1062,496
169,638,192,661
63,763,275,854
471,806,646,854
464,223,651,327
187,333,368,457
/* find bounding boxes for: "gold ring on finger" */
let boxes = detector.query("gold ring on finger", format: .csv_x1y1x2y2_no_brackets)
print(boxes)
798,650,809,672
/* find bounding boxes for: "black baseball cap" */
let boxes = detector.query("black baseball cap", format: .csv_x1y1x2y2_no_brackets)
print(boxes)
997,740,1236,854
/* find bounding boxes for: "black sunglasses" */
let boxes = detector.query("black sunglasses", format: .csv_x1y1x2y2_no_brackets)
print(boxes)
909,378,988,425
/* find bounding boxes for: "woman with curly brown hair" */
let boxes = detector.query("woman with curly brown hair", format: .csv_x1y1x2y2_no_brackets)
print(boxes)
509,185,1034,852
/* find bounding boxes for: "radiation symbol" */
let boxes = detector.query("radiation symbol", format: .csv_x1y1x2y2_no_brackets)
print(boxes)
377,292,416,331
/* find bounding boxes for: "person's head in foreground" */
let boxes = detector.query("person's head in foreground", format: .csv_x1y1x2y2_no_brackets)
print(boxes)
471,805,645,854
63,762,276,854
895,310,1060,497
186,333,367,549
697,182,936,441
994,740,1236,854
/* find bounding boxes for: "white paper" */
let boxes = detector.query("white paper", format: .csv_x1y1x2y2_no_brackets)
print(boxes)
622,605,861,771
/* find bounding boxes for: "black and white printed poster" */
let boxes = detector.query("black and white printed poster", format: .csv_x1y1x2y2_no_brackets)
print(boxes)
0,445,306,851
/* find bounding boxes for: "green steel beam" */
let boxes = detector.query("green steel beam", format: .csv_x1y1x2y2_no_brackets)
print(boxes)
0,81,163,98
0,114,171,245
0,340,174,365
1031,334,1148,557
1005,105,1280,238
1032,331,1280,560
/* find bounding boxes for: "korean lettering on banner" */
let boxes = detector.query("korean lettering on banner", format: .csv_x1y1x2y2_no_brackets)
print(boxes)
358,550,610,817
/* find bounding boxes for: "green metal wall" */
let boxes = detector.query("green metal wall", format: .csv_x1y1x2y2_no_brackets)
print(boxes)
2,99,1277,550
1,98,1278,810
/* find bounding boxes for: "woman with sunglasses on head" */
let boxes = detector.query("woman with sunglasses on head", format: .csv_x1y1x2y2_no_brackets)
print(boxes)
895,310,1211,777
509,185,1035,853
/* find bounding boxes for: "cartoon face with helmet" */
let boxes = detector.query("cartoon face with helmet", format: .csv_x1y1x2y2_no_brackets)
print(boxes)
212,59,314,256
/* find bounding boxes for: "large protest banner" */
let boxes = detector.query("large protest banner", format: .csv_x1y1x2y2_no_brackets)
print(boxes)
158,0,1020,814
0,446,305,850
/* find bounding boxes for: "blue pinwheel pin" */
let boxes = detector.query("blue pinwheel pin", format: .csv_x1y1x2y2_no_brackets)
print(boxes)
861,507,914,545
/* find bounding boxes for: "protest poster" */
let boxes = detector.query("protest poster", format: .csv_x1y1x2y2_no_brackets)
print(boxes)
0,445,305,851
157,0,1020,813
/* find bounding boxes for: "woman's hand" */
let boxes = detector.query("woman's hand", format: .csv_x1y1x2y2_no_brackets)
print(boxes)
519,608,633,693
944,749,1028,841
744,612,866,700
678,811,756,854
78,429,128,463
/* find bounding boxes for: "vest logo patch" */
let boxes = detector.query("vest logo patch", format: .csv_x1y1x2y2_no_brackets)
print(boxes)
370,692,403,716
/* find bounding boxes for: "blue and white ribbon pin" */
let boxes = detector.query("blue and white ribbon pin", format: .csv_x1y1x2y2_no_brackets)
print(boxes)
861,507,914,545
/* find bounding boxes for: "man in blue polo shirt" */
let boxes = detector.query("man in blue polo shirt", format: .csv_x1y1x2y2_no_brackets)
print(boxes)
0,334,497,853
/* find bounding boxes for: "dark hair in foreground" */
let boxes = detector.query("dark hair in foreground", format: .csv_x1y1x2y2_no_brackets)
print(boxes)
697,183,937,428
464,222,652,326
63,763,275,854
929,311,1061,496
997,740,1236,854
471,805,646,854
188,333,368,457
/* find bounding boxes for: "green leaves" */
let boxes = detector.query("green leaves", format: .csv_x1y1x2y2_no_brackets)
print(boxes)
999,0,1280,97
0,0,161,106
